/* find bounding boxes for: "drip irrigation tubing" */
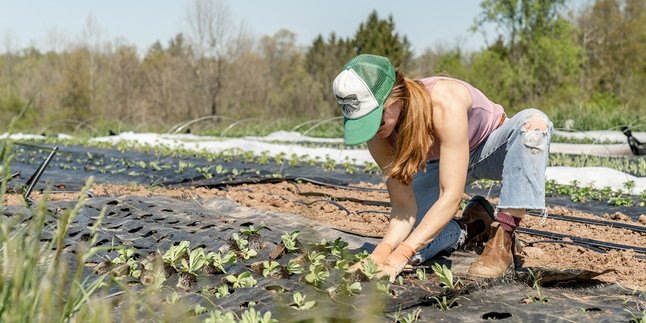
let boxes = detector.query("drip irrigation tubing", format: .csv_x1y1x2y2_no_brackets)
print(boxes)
527,211,646,234
206,176,646,236
292,177,387,193
521,239,607,254
516,227,646,255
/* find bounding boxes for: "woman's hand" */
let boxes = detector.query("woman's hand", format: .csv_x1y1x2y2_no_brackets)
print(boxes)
348,241,393,272
375,243,416,282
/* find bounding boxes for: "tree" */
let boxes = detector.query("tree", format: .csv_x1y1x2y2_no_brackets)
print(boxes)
353,11,413,68
471,0,582,108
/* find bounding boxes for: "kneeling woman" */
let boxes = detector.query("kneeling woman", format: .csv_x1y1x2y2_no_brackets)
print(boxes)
333,54,552,281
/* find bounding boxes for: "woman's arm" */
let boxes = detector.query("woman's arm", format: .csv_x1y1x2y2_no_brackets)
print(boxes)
366,136,417,248
377,80,472,281
403,80,471,250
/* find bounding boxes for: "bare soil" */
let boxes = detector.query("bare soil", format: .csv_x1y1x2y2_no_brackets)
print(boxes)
4,181,645,290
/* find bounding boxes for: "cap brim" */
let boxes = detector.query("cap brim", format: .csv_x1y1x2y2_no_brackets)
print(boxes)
343,105,383,145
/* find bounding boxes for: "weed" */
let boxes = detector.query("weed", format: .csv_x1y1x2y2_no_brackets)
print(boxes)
523,269,549,304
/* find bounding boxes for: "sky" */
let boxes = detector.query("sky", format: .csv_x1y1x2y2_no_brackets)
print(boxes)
0,0,496,55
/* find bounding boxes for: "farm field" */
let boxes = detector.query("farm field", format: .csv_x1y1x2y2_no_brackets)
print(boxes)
1,130,645,322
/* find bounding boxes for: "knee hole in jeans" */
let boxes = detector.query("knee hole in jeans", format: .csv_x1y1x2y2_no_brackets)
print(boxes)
521,114,550,154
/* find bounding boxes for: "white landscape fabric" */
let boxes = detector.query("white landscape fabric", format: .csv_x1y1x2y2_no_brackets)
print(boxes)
3,130,645,193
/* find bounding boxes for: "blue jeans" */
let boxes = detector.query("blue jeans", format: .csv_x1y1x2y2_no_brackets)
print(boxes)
410,108,553,265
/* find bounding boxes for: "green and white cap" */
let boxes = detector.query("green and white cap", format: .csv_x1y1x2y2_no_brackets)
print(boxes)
333,54,396,145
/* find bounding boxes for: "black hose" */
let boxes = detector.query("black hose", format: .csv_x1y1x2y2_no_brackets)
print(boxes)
23,146,58,200
527,211,646,234
516,227,646,254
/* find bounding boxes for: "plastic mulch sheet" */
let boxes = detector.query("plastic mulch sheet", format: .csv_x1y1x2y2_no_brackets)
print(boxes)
4,195,643,321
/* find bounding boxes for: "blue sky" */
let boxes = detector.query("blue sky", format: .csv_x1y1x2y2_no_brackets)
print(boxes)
0,0,495,54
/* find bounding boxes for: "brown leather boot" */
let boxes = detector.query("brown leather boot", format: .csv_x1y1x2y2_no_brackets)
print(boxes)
467,222,514,278
457,195,495,245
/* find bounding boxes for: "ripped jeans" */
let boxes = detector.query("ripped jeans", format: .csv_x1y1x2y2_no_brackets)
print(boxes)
410,108,553,265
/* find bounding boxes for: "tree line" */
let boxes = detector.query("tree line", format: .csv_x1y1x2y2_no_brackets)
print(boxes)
1,0,645,135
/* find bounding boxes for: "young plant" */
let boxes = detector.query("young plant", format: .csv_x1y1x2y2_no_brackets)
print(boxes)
204,310,236,323
162,240,190,269
326,237,350,259
361,258,382,280
416,268,428,281
389,307,421,323
178,247,208,289
281,231,301,252
231,233,257,259
307,250,326,266
206,250,237,274
240,225,261,236
110,247,140,278
340,278,362,296
432,263,459,289
240,308,277,323
291,292,316,310
262,260,281,277
225,272,257,289
286,259,304,275
304,263,330,288
431,295,458,310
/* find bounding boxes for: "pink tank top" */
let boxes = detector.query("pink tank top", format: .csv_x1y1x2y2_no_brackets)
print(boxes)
395,76,505,161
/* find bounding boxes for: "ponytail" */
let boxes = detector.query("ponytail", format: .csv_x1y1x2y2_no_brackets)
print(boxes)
385,71,434,185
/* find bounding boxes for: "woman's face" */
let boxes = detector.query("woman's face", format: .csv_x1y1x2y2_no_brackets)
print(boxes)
376,101,402,138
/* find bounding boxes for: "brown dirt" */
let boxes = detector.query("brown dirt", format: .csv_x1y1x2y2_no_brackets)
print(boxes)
4,181,645,290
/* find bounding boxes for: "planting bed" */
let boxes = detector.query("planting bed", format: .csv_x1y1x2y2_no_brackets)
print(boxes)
3,140,646,321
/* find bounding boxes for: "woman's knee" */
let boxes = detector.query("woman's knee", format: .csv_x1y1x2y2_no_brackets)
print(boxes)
516,108,552,154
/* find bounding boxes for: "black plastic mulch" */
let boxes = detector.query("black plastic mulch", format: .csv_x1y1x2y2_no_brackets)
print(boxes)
4,195,644,322
4,141,646,321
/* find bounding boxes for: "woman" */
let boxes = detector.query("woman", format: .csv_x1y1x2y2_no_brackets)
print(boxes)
333,54,552,281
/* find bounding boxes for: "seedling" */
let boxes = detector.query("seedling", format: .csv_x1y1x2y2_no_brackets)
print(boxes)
225,272,257,289
286,259,304,275
281,231,300,252
326,237,350,259
431,295,458,310
240,308,277,323
240,225,261,236
360,258,382,280
214,284,230,298
432,263,460,289
290,292,316,310
377,281,392,295
206,250,237,274
162,240,190,270
110,247,139,278
416,268,428,281
307,250,326,265
205,310,236,323
194,304,208,315
262,260,281,277
388,307,421,323
178,247,208,289
304,263,329,288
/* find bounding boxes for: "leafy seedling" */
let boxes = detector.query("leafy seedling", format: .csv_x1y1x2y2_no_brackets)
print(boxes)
290,292,316,310
178,247,208,290
225,272,257,289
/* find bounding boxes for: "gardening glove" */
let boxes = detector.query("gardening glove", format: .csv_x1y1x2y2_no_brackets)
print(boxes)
348,241,392,273
377,243,416,282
